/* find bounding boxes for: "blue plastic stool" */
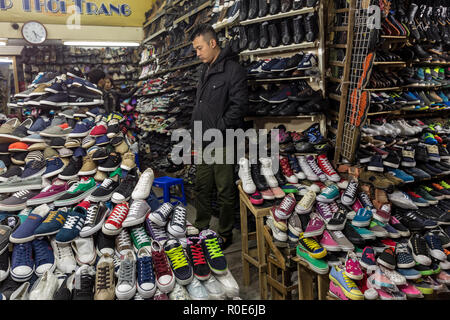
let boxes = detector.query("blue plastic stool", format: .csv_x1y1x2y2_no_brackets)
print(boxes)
152,176,187,206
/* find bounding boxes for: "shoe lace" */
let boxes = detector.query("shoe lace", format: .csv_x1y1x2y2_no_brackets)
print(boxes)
171,206,186,227
441,181,450,188
340,269,359,289
129,201,145,218
78,271,94,295
13,190,30,198
413,235,428,254
15,244,32,265
166,245,189,270
317,202,333,220
153,250,171,276
156,203,173,219
300,191,315,206
100,178,114,189
359,192,374,208
345,180,358,197
63,215,80,230
306,156,323,176
55,242,73,260
33,241,50,263
131,227,150,247
137,256,154,283
204,237,224,259
108,205,129,224
190,242,206,266
302,237,321,252
97,266,112,290
118,259,134,284
42,210,58,223
426,233,442,250
318,156,336,175
85,204,98,225
117,230,132,248
279,196,295,212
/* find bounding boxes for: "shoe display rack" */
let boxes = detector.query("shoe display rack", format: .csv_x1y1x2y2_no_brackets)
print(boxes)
19,46,141,91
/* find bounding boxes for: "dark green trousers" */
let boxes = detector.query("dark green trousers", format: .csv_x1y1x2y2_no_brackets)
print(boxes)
194,149,236,237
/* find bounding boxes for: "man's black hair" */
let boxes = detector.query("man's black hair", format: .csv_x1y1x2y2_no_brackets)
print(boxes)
87,68,106,85
189,24,218,42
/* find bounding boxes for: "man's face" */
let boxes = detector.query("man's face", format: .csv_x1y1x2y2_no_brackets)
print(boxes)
192,35,216,64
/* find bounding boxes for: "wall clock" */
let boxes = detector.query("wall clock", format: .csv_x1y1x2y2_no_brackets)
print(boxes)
22,21,47,45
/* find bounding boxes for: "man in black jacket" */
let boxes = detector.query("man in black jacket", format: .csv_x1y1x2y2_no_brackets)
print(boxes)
190,24,248,250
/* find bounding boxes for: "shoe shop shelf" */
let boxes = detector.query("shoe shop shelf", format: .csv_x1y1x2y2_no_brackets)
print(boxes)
141,60,202,80
412,61,450,66
240,42,319,56
263,226,298,300
329,93,341,102
143,9,166,28
248,75,319,83
373,61,407,67
380,35,407,39
245,114,327,136
173,0,211,25
240,6,316,26
366,86,401,91
328,61,344,67
143,28,167,44
139,56,157,66
238,183,272,300
213,19,240,32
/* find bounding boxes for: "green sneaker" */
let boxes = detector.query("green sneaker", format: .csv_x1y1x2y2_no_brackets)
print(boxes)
296,243,329,274
414,187,438,204
130,226,151,250
316,184,339,203
54,178,97,207
281,184,298,194
414,279,434,295
440,181,450,190
352,226,376,240
110,167,122,178
415,263,434,276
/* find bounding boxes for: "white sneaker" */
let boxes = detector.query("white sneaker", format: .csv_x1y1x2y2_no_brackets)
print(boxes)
167,205,187,238
238,158,256,194
388,191,418,209
169,282,191,300
115,251,137,300
10,282,30,300
51,238,76,274
203,275,226,300
259,157,278,188
186,277,209,300
215,269,240,298
29,270,59,300
295,190,316,214
71,236,97,265
131,168,154,200
122,200,151,228
297,156,318,181
266,216,288,243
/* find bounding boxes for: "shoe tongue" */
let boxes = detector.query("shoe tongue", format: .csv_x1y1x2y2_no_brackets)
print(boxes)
165,239,179,251
200,229,217,239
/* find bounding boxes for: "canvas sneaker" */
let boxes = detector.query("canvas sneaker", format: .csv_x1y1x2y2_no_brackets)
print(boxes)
54,178,96,207
298,233,327,259
89,174,120,202
296,243,329,274
395,242,416,269
238,157,256,195
306,155,327,181
200,229,228,275
115,229,134,258
10,204,50,243
345,251,363,280
151,240,175,293
424,232,447,261
33,208,68,237
295,190,316,214
130,226,151,251
164,239,193,286
1,189,39,212
111,168,138,203
303,212,325,237
341,179,358,206
115,251,136,300
55,201,89,243
136,247,156,298
27,179,68,206
102,202,130,236
186,237,211,281
122,200,151,228
317,154,340,182
131,168,154,200
167,205,187,238
297,155,319,181
94,253,115,300
79,202,109,237
148,202,174,227
316,184,339,203
329,230,355,252
71,236,96,265
10,242,34,282
274,193,296,220
327,204,347,231
266,215,288,245
329,265,363,300
145,218,168,244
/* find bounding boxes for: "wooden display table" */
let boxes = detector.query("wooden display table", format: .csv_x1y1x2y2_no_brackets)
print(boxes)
291,256,330,300
238,184,272,299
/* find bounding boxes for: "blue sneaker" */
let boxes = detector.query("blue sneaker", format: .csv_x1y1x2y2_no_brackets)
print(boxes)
146,191,161,212
417,68,425,81
45,76,73,94
32,238,55,277
69,78,102,95
438,91,449,102
403,167,431,180
95,135,109,146
55,202,88,243
21,133,45,143
329,265,364,300
396,267,421,280
10,242,34,282
270,58,289,72
10,204,50,243
68,122,91,138
297,53,318,70
261,86,294,104
27,117,50,134
261,58,281,73
380,221,401,238
422,132,438,144
352,226,376,240
34,208,69,237
351,208,373,227
86,107,105,118
43,157,65,179
73,147,86,158
136,247,156,298
360,246,377,270
30,72,56,87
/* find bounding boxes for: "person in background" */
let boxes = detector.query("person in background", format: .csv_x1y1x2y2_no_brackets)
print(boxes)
102,76,139,113
87,68,106,90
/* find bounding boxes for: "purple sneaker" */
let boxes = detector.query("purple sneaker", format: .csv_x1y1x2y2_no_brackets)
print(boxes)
303,212,325,237
306,156,327,182
145,217,168,243
26,179,68,206
316,202,333,222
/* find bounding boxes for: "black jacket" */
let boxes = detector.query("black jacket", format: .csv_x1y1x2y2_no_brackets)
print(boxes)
191,45,248,134
103,87,138,114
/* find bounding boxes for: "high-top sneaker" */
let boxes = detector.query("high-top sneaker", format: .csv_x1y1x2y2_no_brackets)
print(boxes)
238,158,257,194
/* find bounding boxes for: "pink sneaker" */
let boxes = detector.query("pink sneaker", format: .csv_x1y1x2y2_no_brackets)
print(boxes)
260,189,275,200
328,280,349,300
270,187,286,199
303,212,325,237
351,199,364,213
328,201,339,213
345,251,363,280
320,230,340,252
436,270,450,285
398,283,423,298
274,194,296,220
249,191,263,205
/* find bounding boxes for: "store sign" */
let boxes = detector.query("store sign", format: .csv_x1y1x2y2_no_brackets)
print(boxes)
0,0,155,27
